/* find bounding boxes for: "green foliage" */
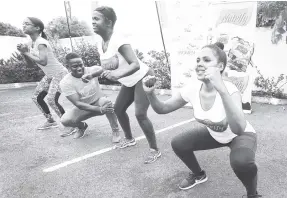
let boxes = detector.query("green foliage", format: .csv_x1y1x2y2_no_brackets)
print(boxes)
0,52,44,84
0,22,26,37
0,37,101,84
254,70,287,99
136,50,171,89
0,35,170,88
46,17,93,39
257,1,287,27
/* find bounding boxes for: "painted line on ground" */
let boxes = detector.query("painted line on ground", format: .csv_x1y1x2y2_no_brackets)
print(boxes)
43,118,196,173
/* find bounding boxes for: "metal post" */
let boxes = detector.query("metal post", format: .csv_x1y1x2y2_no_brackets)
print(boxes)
155,1,170,66
64,1,74,51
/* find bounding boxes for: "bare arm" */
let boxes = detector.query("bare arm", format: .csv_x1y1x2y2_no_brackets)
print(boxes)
23,44,48,66
81,66,103,83
146,91,188,114
90,66,104,78
219,88,247,135
112,44,140,78
66,93,102,113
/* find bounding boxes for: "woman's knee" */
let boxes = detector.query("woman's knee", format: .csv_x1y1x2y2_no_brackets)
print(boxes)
230,148,257,173
32,91,46,103
171,134,189,153
114,102,126,116
135,110,147,121
47,95,57,106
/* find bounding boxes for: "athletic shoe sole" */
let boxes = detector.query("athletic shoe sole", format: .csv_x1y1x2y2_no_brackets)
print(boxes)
179,177,208,190
116,140,137,149
37,125,59,130
144,151,162,164
243,109,252,114
74,124,88,139
60,128,77,137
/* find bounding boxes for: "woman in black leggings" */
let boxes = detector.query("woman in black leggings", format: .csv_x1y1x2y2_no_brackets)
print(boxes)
142,43,261,198
92,6,160,164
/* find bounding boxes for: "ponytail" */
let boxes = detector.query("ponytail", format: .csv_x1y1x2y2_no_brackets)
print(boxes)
41,31,48,40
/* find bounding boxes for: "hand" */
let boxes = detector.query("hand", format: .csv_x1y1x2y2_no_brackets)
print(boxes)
17,44,29,54
17,44,23,52
101,70,119,81
142,75,157,94
204,67,226,92
81,74,93,83
100,101,114,114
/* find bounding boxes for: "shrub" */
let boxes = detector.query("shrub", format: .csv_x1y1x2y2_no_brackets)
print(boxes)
0,36,171,89
0,22,26,37
46,17,92,39
0,52,44,84
254,71,287,99
144,50,171,89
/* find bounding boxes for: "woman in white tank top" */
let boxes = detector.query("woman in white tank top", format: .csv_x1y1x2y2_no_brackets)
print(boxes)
91,6,161,164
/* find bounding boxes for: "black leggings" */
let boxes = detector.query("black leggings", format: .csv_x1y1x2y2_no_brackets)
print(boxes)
171,124,258,195
36,91,65,116
114,70,158,150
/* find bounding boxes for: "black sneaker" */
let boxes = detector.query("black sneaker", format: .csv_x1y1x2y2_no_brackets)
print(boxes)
179,170,208,190
242,102,252,114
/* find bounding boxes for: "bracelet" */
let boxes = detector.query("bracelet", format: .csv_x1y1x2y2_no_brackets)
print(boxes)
100,107,103,114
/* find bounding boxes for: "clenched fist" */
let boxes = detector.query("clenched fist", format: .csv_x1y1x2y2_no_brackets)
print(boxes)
142,75,157,94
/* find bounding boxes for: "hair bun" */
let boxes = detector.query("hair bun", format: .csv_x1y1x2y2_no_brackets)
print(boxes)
214,42,224,50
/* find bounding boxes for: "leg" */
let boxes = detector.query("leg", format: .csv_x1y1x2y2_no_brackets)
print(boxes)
61,106,99,139
134,78,158,150
96,96,121,143
171,124,226,174
114,85,135,139
60,106,98,128
171,124,226,190
229,132,258,196
46,73,66,118
32,76,53,121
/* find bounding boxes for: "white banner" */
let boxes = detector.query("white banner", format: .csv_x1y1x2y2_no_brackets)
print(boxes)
208,1,257,105
163,1,209,93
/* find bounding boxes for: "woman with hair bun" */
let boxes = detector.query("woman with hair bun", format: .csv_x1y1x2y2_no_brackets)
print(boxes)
142,42,261,198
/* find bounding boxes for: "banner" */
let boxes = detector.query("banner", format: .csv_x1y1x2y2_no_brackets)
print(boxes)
208,2,257,107
163,1,209,93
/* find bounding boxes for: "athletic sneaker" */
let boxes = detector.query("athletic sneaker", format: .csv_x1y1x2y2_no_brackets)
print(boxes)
242,192,262,198
37,121,58,130
60,127,78,137
112,131,121,143
242,102,252,114
115,138,137,149
73,123,88,139
144,149,161,164
179,170,208,190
